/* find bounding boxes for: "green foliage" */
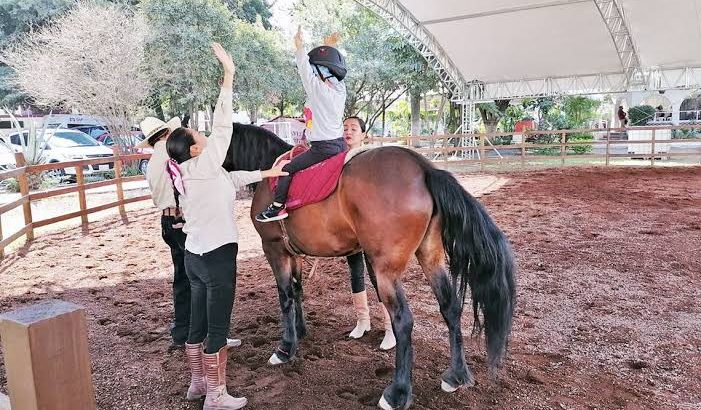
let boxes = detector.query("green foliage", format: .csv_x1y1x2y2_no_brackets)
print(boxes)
295,0,438,129
567,133,593,155
0,0,74,106
230,21,302,119
141,0,239,114
500,105,527,132
223,0,272,29
629,105,656,126
530,134,560,156
561,96,600,128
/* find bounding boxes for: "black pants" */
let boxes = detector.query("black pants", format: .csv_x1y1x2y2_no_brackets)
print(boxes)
347,253,365,294
185,243,238,354
161,215,190,345
274,137,346,204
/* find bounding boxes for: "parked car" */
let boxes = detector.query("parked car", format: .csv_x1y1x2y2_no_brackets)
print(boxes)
5,129,114,176
72,124,110,140
0,144,16,171
96,132,151,174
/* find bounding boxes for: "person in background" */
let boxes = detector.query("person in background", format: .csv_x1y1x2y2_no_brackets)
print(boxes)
617,105,628,127
342,116,396,351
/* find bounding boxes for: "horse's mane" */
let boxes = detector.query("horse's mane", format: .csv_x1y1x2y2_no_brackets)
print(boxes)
223,122,293,173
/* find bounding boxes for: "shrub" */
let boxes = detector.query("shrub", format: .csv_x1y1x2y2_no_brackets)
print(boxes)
567,133,594,154
629,105,656,126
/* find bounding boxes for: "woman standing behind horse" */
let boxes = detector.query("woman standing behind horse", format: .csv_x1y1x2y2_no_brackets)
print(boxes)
343,116,395,350
165,43,288,410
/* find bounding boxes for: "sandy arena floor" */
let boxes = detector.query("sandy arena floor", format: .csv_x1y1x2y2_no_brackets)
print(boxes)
0,168,699,409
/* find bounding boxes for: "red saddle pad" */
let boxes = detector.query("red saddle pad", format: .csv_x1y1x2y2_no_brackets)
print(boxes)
268,147,346,211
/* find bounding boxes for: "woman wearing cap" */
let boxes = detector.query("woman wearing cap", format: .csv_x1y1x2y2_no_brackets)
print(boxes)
138,116,191,349
256,27,347,222
165,43,288,410
342,116,396,350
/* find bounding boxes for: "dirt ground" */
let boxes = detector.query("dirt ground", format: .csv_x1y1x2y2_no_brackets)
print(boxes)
1,167,700,410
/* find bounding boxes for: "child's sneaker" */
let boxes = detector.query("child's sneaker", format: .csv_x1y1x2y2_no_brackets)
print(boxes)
255,203,288,222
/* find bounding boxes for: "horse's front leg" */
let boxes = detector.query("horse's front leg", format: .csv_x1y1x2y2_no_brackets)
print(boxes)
291,256,307,339
263,240,299,365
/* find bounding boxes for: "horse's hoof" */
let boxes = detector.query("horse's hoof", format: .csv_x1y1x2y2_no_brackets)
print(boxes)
378,395,394,410
440,379,459,393
268,352,284,365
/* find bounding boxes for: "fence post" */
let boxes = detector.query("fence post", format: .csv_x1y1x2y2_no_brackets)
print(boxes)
0,300,97,410
605,127,611,166
112,147,126,215
14,153,34,241
520,137,526,168
560,132,566,167
479,135,485,172
75,165,88,225
650,128,656,166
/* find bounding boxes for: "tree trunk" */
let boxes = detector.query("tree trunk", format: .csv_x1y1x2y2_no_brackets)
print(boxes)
381,101,386,137
410,90,421,147
249,106,258,124
154,103,165,122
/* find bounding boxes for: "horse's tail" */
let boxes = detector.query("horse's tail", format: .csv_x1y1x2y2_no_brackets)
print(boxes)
423,166,516,370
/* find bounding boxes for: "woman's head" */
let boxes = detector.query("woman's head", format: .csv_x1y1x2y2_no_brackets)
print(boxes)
166,127,208,164
343,116,367,149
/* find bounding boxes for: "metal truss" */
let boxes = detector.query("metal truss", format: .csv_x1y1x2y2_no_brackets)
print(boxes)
465,67,701,102
594,0,644,87
354,0,466,101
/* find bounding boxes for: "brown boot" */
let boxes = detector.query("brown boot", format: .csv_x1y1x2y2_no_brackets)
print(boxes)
349,290,371,339
203,345,247,410
185,342,206,400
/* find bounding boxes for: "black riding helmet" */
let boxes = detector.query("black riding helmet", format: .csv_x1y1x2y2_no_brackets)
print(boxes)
308,46,347,81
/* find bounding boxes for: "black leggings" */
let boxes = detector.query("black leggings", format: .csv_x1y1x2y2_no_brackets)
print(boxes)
274,138,346,204
185,243,238,354
161,215,190,344
347,252,365,294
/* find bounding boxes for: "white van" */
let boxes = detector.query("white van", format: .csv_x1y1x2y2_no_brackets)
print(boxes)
42,114,105,129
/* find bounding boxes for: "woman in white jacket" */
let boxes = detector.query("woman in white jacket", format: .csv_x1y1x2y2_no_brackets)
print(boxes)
166,43,287,410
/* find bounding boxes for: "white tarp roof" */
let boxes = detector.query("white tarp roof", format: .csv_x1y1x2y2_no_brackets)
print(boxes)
367,0,701,100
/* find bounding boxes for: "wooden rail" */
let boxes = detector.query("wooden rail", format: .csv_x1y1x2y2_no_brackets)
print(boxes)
0,150,152,260
0,124,699,261
368,124,701,167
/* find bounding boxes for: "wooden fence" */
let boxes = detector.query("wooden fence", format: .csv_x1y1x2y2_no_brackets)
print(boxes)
0,124,699,260
0,150,151,260
369,124,701,170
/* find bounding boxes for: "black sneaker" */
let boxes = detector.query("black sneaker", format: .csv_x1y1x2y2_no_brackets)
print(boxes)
256,203,288,222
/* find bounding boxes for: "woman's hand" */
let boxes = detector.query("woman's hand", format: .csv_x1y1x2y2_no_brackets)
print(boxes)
324,32,340,47
294,26,303,51
261,160,290,178
211,42,235,75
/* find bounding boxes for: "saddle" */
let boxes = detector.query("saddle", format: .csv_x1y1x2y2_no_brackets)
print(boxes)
268,145,347,211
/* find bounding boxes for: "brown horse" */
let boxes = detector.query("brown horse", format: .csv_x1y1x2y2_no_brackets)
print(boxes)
223,123,516,409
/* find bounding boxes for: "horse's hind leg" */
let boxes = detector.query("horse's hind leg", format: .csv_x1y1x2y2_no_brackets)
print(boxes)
291,256,306,339
263,241,299,365
416,216,475,392
368,256,414,410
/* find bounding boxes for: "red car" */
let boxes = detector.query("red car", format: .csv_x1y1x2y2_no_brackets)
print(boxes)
95,132,152,174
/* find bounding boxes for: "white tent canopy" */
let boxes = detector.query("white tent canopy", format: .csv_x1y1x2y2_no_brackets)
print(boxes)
359,0,701,101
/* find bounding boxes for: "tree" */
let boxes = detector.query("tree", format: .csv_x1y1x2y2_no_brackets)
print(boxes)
1,2,151,151
0,0,74,106
477,99,511,133
295,0,439,134
230,21,302,122
224,0,273,29
140,0,238,127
